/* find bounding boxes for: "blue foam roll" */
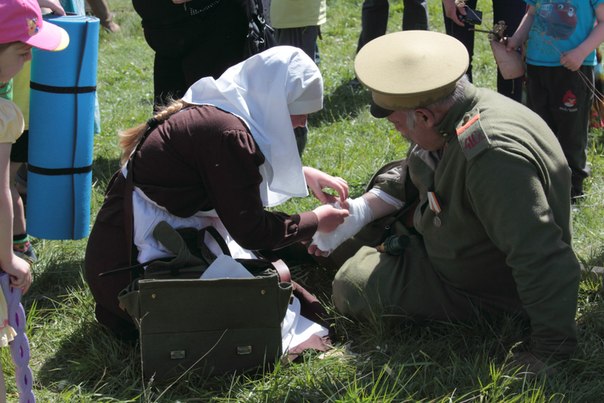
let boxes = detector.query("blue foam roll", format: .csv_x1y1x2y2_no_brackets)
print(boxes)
28,15,99,240
27,172,92,241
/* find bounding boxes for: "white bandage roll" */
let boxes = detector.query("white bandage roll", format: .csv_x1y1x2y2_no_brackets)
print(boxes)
311,197,374,255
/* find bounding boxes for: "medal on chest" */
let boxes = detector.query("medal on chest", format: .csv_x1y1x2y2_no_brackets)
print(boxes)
427,191,442,227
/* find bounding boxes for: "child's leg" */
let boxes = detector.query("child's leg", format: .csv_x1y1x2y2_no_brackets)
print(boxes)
548,66,593,199
9,162,35,263
10,162,26,236
526,65,592,200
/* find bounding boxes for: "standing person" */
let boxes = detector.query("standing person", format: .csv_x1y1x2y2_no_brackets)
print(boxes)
270,0,325,62
357,0,429,54
312,31,580,372
442,0,526,102
506,0,604,201
9,62,35,264
85,46,350,338
9,0,66,264
0,0,68,397
132,0,249,110
270,0,326,154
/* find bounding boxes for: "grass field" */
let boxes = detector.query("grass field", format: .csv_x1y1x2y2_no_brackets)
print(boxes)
5,0,604,401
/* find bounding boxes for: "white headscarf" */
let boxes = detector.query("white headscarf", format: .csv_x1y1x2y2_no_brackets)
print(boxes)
182,46,324,207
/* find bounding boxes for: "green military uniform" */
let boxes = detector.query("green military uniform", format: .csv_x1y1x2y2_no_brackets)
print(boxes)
332,84,580,360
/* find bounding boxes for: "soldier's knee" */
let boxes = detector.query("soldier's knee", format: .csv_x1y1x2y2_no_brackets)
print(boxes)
332,260,374,320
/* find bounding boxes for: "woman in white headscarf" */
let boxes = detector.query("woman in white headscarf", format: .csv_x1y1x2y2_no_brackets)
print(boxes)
85,46,349,337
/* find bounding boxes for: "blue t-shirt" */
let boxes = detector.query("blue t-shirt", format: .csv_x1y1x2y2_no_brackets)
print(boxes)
525,0,604,66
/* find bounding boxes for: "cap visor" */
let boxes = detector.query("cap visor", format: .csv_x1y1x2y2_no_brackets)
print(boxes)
24,23,69,51
370,101,393,118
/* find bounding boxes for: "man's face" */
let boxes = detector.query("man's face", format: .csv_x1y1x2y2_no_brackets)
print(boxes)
0,42,32,83
387,109,446,151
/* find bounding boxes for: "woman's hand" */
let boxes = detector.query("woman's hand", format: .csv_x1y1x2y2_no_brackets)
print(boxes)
303,166,349,205
4,255,32,294
312,204,349,233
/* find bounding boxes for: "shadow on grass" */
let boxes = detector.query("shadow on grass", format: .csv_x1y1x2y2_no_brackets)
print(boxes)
311,80,372,126
36,321,143,401
24,243,86,311
34,320,294,401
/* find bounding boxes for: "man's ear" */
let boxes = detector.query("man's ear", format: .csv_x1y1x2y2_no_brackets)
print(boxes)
415,108,437,127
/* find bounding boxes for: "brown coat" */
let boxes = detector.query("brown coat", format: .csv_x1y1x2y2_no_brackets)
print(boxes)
85,105,317,336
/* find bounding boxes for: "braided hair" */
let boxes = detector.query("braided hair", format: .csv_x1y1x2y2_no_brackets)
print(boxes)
118,99,190,165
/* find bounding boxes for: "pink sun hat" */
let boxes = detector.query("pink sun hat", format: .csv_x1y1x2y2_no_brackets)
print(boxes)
0,0,69,51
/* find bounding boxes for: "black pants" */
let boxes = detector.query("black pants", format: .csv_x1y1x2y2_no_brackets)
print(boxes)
526,64,593,195
357,0,429,52
142,1,248,110
443,0,526,102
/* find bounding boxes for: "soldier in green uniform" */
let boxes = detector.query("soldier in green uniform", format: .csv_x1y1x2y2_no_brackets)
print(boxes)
311,31,581,370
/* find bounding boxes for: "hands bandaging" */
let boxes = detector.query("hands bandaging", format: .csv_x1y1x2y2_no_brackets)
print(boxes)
311,197,374,255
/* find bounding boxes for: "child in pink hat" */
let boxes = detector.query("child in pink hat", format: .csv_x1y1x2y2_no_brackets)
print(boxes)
0,0,68,400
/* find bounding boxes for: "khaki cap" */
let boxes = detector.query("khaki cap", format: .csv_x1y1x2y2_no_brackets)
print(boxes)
355,31,470,111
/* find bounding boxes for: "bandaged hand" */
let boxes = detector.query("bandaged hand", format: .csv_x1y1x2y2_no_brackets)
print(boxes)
309,197,374,256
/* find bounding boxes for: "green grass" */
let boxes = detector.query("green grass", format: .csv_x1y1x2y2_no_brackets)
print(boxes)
11,0,604,401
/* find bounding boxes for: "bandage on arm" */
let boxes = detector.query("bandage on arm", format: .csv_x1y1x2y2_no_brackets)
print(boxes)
311,192,399,254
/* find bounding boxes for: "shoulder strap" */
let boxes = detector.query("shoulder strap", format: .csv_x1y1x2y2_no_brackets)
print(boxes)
271,259,291,283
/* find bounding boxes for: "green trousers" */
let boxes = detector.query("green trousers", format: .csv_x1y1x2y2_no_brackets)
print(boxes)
331,228,484,324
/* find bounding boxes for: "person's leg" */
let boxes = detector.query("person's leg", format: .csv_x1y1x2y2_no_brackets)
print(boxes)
274,26,321,155
153,53,188,111
275,26,320,62
442,0,477,82
526,64,591,200
9,133,35,263
357,0,390,52
548,66,593,200
525,65,554,126
332,242,477,324
85,218,138,340
181,2,247,88
493,0,525,101
402,0,428,30
86,0,120,32
10,161,26,238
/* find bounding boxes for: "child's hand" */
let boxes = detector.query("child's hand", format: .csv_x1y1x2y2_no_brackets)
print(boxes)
505,36,522,52
4,255,32,294
37,0,65,15
560,49,586,72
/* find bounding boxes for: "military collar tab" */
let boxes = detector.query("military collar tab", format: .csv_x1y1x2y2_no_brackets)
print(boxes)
436,83,477,136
